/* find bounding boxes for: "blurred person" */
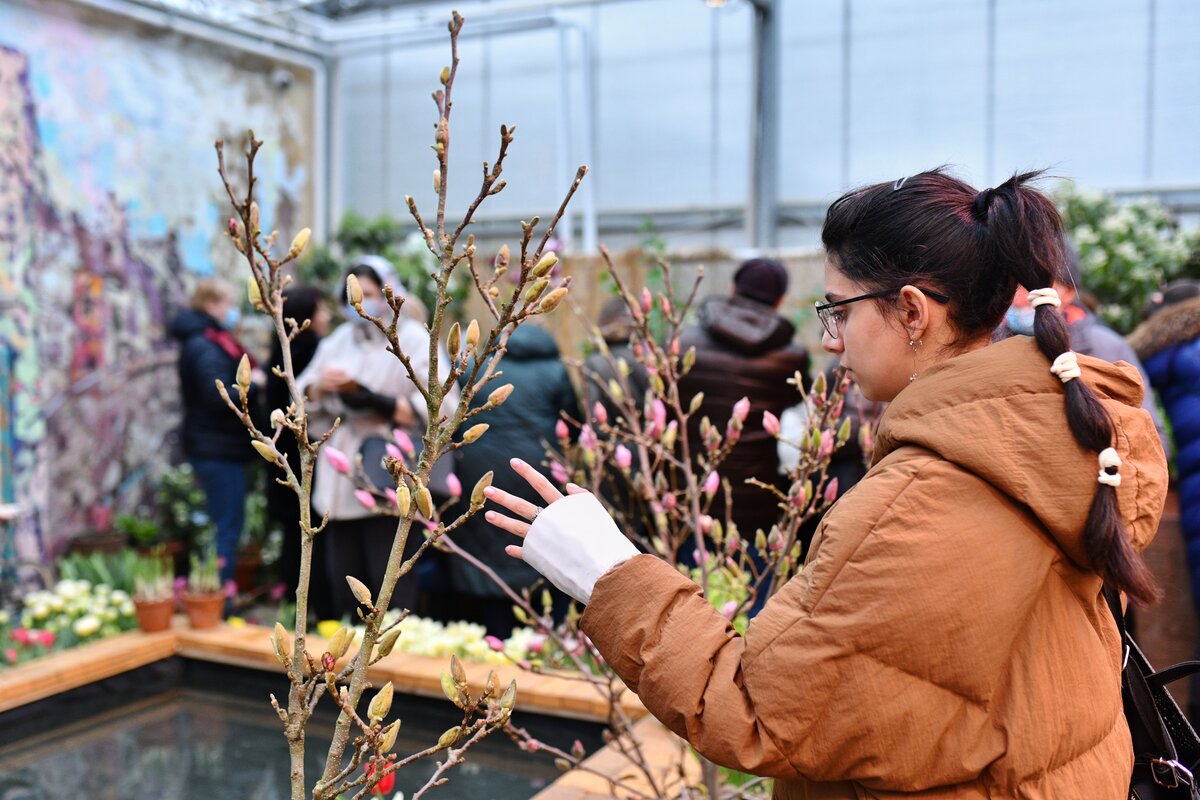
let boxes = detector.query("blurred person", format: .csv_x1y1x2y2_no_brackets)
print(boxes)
488,170,1168,798
297,262,457,619
447,323,579,637
170,278,265,588
583,296,650,424
265,284,335,618
676,257,809,604
1130,278,1200,724
1003,241,1171,455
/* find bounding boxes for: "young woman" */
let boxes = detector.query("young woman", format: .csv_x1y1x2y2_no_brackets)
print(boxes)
485,170,1168,798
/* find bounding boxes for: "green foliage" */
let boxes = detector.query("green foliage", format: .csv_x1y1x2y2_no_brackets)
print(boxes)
133,549,175,601
188,545,222,595
1056,186,1200,334
113,512,160,548
157,463,216,549
58,550,140,595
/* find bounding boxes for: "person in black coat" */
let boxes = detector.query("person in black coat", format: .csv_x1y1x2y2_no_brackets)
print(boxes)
169,279,264,587
264,284,334,618
448,324,581,636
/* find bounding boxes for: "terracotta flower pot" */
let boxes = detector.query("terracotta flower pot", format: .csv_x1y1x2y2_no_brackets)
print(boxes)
183,593,225,629
134,597,175,633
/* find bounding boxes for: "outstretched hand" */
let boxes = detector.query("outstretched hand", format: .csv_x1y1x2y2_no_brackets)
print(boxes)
484,458,638,605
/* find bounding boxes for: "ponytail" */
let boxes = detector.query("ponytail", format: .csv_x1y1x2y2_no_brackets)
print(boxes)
986,174,1160,606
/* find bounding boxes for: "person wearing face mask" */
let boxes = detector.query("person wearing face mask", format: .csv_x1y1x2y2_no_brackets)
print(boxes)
170,278,267,589
296,261,459,618
1002,240,1170,456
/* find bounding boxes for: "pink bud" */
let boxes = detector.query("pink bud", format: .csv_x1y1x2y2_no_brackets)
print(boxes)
823,477,840,503
550,460,569,485
703,471,719,497
325,447,351,474
661,296,672,316
762,411,781,437
768,528,785,552
669,338,680,357
662,493,676,510
592,401,607,426
633,343,643,358
485,635,505,652
819,429,834,459
831,399,845,419
651,399,667,438
615,445,632,470
580,425,597,452
555,419,569,442
224,579,238,599
354,489,377,509
692,548,710,565
385,488,398,507
698,514,713,535
720,600,738,621
446,473,463,498
392,429,416,457
527,634,546,654
640,287,652,314
732,397,750,424
385,443,403,462
11,629,29,646
228,217,238,236
38,630,56,648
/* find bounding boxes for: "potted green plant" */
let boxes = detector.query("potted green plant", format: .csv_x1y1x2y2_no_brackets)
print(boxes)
183,546,224,629
132,549,175,633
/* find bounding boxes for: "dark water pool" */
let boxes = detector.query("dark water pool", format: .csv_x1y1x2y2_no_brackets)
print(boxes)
0,659,603,800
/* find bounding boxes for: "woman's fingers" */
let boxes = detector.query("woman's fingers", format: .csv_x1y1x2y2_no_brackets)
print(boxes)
504,544,525,561
485,509,531,539
510,458,563,505
565,483,589,496
482,485,541,520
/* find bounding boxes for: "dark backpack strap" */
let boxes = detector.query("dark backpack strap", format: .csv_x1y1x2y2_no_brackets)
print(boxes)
1151,662,1200,690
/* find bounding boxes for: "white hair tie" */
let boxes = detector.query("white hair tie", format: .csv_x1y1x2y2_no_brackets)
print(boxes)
1097,447,1122,488
1050,351,1081,383
1027,288,1062,309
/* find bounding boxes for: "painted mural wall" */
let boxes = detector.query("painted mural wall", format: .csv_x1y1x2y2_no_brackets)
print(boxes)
0,0,316,561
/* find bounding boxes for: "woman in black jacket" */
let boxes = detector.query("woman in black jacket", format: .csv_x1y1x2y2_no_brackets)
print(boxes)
169,279,263,587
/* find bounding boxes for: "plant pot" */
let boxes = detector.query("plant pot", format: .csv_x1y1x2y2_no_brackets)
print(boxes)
134,597,175,633
234,547,263,594
183,593,225,629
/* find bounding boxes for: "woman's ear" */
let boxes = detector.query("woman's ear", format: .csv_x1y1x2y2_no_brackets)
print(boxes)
896,285,931,342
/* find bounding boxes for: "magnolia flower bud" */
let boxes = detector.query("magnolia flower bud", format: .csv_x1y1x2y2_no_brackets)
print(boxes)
538,287,568,314
592,401,608,425
236,354,251,392
440,65,450,84
252,440,282,466
465,318,480,350
447,322,460,354
682,346,697,374
450,654,466,687
555,419,569,442
354,489,377,510
500,680,517,712
732,396,751,424
229,217,242,238
662,420,678,450
818,429,835,459
286,228,311,260
326,625,353,659
688,392,704,415
446,473,462,498
379,720,400,752
325,447,351,474
462,423,489,444
823,477,840,503
524,279,548,304
812,371,828,397
555,758,572,772
703,471,719,497
248,277,263,309
346,273,363,305
837,416,852,446
762,410,781,437
346,575,373,607
438,727,461,749
376,626,402,658
271,622,291,666
607,379,624,403
487,384,513,408
531,251,558,277
640,287,653,314
416,486,434,518
497,244,510,267
249,202,260,233
441,670,463,708
471,471,493,507
393,429,416,458
368,682,394,723
613,444,632,471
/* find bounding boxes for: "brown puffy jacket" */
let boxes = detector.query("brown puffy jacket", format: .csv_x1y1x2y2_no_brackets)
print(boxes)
581,336,1168,799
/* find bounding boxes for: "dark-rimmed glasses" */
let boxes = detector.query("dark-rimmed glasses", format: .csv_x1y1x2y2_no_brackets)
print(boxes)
815,286,950,339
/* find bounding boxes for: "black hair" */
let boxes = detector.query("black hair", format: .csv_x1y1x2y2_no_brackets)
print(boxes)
822,168,1159,605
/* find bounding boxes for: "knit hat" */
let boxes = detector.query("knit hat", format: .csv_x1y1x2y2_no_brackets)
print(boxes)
597,296,636,343
733,258,788,305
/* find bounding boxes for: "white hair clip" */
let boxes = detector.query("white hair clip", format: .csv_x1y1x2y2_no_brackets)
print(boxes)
1097,447,1122,488
1050,351,1081,383
1027,287,1062,309
892,176,910,191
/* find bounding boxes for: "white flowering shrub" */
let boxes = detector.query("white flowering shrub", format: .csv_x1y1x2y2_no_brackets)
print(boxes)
2,580,137,668
1057,186,1200,333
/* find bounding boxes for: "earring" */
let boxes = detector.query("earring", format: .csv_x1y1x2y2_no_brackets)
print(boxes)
908,335,922,383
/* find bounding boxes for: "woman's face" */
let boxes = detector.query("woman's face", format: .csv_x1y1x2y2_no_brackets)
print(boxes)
311,299,332,336
820,259,914,402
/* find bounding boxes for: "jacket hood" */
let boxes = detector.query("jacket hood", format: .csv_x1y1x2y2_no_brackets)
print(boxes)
698,295,795,354
873,336,1167,569
169,308,219,341
1128,295,1200,361
504,324,561,361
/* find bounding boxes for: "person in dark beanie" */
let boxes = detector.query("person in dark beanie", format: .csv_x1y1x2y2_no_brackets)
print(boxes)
677,258,809,592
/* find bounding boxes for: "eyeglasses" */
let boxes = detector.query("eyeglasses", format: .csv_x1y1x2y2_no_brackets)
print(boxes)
815,286,950,339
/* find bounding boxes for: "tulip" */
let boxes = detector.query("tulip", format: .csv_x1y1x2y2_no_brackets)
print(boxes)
615,445,632,470
762,410,781,437
325,447,351,474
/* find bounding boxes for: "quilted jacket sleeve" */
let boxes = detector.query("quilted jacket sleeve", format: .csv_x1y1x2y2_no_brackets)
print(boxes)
580,452,1056,790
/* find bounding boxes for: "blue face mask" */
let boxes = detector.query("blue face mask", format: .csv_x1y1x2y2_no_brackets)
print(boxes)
224,307,241,329
1005,306,1035,336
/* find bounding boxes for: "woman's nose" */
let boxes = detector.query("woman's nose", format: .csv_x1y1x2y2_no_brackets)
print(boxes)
822,329,843,354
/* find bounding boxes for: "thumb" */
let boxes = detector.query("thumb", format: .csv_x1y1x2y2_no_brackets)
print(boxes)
504,544,526,561
565,483,590,496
